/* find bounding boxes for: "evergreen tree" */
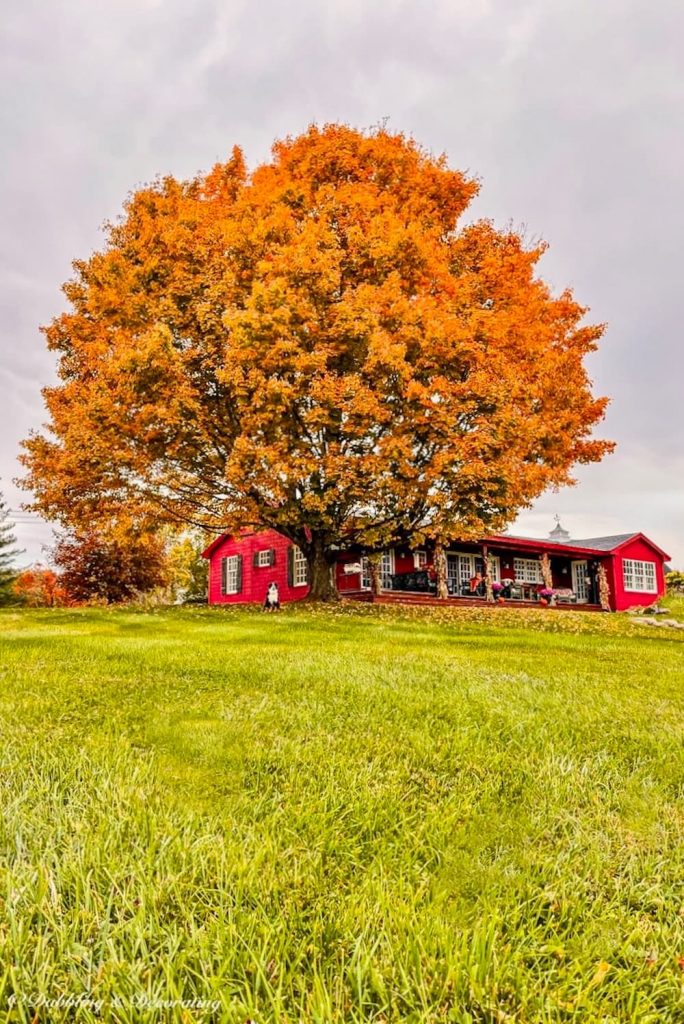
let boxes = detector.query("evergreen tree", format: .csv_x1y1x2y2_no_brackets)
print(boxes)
0,492,22,605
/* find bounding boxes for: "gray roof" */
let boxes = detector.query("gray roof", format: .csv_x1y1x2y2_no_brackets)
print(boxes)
568,533,638,551
499,532,638,552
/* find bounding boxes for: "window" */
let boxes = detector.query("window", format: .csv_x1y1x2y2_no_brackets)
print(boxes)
447,553,501,592
513,557,543,584
380,550,394,589
414,550,427,569
360,556,372,590
255,549,272,567
292,547,308,587
457,554,475,589
622,558,656,593
221,555,241,595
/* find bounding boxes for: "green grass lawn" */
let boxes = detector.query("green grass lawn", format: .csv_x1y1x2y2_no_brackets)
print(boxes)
1,604,683,1023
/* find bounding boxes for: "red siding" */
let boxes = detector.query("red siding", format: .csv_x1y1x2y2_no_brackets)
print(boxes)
611,537,667,611
336,552,366,594
207,529,310,605
394,548,417,575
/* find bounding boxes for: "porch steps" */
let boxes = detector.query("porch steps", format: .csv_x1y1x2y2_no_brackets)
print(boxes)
342,591,603,611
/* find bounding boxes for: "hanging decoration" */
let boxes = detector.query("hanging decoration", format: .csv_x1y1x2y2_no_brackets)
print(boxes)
597,564,611,611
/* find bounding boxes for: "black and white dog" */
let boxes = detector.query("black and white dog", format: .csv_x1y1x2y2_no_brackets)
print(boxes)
263,581,280,612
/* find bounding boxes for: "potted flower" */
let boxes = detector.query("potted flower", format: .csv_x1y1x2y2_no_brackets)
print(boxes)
539,587,554,606
492,581,503,596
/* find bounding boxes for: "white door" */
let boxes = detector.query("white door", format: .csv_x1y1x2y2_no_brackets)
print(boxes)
572,561,588,603
447,553,473,594
380,549,395,590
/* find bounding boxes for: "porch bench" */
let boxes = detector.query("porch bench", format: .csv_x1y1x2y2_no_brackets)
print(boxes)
554,588,577,604
389,570,437,594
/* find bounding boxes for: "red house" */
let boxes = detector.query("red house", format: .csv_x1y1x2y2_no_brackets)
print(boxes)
202,521,670,612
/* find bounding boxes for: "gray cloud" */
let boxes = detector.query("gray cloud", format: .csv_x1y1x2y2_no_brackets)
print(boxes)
1,0,682,564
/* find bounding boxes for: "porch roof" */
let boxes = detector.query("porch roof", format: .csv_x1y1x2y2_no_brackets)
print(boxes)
484,534,625,558
487,530,670,562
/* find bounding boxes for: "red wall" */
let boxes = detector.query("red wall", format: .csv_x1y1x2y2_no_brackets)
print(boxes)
611,537,667,611
395,549,417,574
207,529,310,605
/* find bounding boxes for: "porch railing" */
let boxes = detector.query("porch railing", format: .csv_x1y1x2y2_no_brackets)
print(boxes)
387,570,582,603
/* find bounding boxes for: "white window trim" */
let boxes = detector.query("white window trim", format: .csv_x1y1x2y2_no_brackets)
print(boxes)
513,557,543,584
360,556,372,590
223,555,240,595
292,547,308,587
255,549,272,567
413,550,428,569
622,558,657,594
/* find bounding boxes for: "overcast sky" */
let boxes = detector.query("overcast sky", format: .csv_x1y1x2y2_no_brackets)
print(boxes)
1,0,682,566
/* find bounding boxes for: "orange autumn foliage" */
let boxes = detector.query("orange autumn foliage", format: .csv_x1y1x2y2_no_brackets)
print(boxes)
13,567,69,607
21,125,612,599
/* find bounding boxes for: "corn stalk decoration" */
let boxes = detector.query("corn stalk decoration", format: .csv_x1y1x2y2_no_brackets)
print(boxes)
597,563,611,611
540,553,555,605
434,543,449,600
367,552,382,597
483,544,494,603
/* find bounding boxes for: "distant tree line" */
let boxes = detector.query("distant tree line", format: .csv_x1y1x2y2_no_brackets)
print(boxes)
1,490,208,606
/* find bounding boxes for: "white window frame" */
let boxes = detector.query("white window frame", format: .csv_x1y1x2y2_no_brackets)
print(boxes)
292,547,309,587
255,549,271,568
223,555,240,595
380,550,395,590
571,560,589,603
513,557,543,584
413,550,428,569
622,558,657,593
360,556,372,590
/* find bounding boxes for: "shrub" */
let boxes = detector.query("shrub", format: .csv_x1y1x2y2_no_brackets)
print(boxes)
12,567,69,607
53,532,168,604
666,570,684,593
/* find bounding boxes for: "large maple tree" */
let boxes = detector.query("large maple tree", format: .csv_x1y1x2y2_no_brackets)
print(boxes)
21,125,612,599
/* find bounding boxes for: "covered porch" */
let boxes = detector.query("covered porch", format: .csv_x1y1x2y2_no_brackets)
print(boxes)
337,539,605,608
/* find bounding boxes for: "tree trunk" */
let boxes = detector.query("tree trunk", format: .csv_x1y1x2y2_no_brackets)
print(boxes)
434,542,448,599
306,538,339,602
